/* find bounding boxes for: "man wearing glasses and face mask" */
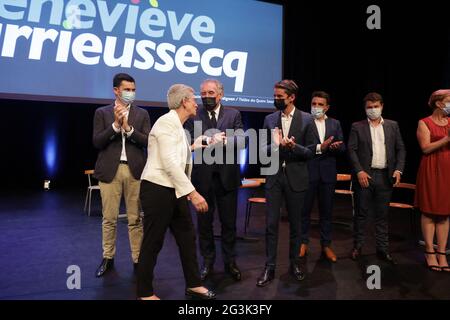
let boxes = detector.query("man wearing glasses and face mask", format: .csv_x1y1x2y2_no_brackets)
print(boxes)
184,79,245,282
93,73,151,277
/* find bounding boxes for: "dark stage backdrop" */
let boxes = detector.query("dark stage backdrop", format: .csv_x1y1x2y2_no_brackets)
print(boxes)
2,0,450,191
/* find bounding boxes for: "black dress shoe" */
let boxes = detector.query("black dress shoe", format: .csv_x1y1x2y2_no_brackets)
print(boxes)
290,263,306,281
350,248,362,261
200,264,213,281
185,288,216,300
256,268,275,287
95,258,114,277
224,262,242,281
377,251,397,265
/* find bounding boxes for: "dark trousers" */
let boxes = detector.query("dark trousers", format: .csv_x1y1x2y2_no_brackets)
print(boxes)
137,180,201,297
197,173,237,265
301,180,335,247
265,170,306,269
353,169,393,253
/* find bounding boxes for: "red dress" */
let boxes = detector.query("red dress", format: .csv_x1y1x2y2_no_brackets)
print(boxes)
414,116,450,216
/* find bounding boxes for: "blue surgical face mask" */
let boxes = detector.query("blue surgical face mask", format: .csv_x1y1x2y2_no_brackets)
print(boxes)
311,107,325,119
443,102,450,116
121,91,135,104
366,107,382,120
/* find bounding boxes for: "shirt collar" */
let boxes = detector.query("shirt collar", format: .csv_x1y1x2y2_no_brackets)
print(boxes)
315,114,328,122
367,117,384,126
208,103,221,116
281,107,295,118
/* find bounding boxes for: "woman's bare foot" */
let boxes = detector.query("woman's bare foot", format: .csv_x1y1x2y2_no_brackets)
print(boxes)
425,252,441,271
437,252,450,272
138,295,160,300
187,286,209,294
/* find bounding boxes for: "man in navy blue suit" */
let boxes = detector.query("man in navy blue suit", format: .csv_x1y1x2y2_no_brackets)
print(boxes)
184,79,245,282
300,91,345,263
257,80,313,287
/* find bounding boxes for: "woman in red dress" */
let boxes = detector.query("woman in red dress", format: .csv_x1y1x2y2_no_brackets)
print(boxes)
415,89,450,272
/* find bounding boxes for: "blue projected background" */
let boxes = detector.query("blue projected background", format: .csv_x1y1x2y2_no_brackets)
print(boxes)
0,0,283,109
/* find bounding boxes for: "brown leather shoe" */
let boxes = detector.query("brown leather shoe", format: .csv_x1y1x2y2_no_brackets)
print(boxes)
322,246,337,263
299,244,308,258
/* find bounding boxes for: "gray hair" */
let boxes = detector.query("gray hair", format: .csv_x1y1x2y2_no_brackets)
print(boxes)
201,79,224,95
167,84,194,110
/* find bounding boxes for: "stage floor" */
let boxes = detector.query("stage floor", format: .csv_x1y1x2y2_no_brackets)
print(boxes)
0,188,449,300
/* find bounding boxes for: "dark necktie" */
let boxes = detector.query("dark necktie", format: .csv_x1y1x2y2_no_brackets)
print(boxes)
210,111,217,128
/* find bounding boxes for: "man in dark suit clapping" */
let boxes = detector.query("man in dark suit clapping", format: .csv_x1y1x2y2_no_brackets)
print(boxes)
301,91,346,263
348,92,406,264
93,73,151,277
257,80,313,287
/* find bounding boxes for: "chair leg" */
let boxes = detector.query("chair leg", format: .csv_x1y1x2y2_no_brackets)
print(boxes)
84,189,89,212
88,189,92,217
245,201,251,235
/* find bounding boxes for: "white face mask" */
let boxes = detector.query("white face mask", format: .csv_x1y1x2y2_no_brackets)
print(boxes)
366,107,382,120
311,107,325,119
120,91,135,104
443,102,450,116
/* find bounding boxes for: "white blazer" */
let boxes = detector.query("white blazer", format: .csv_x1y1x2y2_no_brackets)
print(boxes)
141,110,195,198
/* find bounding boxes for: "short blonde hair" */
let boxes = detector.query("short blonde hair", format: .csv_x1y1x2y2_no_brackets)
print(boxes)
428,89,450,109
167,84,194,110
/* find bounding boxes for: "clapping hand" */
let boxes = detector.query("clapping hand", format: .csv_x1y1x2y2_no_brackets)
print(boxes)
285,136,296,149
113,104,125,129
330,141,344,150
320,136,334,152
273,127,283,147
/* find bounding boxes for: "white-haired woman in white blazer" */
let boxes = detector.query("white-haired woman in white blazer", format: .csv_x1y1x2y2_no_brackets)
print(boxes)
136,84,216,300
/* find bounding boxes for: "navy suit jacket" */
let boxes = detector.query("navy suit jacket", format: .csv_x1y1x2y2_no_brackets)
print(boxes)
92,104,151,183
305,117,346,184
184,105,245,193
260,108,313,192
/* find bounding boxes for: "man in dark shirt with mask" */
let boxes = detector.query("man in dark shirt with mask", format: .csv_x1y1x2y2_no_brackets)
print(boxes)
184,79,245,282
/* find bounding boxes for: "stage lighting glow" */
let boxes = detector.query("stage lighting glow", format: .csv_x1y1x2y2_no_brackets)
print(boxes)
239,148,247,174
44,132,57,176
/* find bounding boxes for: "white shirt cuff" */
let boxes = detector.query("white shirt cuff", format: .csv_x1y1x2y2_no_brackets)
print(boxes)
124,126,134,137
316,144,322,154
112,123,121,133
